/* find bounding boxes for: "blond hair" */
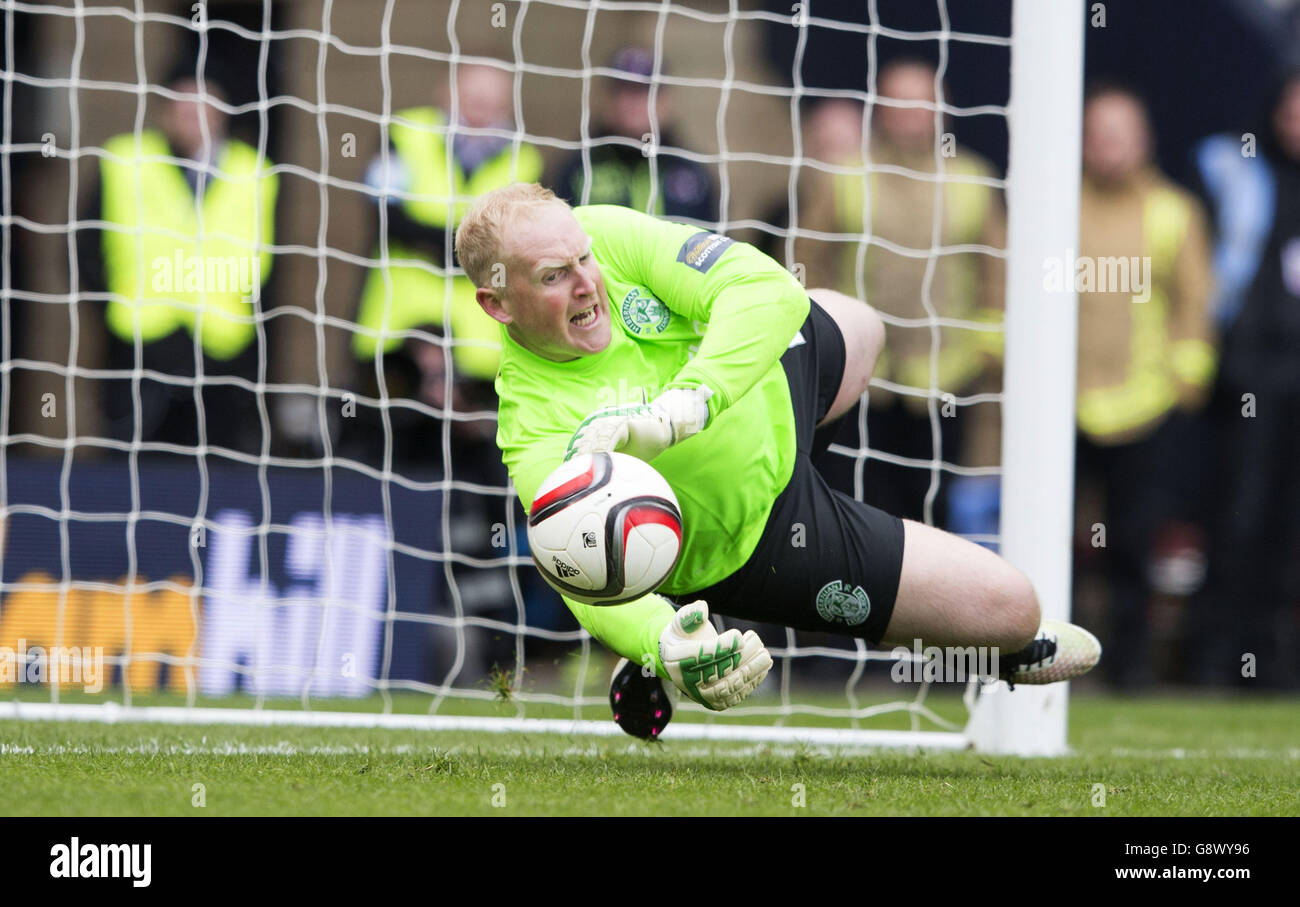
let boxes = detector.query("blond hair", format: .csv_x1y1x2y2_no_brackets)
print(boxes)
454,182,568,289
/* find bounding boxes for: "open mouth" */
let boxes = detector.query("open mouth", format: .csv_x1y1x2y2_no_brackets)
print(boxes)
569,305,598,327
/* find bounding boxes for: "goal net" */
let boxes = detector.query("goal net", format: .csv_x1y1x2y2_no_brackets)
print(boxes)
0,0,1081,754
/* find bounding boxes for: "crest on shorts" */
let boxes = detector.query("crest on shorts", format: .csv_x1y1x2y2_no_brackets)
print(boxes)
620,287,672,335
815,580,871,627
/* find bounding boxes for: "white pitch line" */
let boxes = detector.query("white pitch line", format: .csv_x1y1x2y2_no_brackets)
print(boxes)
0,701,971,751
0,742,420,756
2,738,1295,761
0,741,850,759
1107,746,1300,761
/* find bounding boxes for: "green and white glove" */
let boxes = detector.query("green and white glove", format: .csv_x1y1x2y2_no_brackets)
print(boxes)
564,386,712,462
658,601,772,711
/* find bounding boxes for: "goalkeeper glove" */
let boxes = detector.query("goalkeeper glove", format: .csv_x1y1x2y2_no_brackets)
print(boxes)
565,386,712,462
658,601,772,711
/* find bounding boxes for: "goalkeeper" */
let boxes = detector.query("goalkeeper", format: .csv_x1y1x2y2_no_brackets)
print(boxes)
454,183,1099,728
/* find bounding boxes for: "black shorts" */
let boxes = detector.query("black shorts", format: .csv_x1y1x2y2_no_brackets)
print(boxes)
680,298,905,644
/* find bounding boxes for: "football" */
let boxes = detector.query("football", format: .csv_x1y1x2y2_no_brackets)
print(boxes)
526,451,683,605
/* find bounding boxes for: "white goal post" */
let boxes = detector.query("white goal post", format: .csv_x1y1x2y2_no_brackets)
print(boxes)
0,0,1083,755
967,0,1084,756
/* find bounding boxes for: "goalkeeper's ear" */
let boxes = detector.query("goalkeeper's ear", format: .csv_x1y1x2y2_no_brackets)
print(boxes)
477,286,512,325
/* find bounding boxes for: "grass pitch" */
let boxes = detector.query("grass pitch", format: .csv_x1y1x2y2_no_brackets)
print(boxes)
2,693,1297,816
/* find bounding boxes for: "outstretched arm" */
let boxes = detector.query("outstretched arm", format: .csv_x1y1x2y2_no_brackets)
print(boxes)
581,205,809,420
507,432,676,679
566,206,810,461
507,434,769,708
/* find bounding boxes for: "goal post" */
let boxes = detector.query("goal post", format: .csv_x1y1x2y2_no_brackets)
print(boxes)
0,0,1086,756
967,0,1084,756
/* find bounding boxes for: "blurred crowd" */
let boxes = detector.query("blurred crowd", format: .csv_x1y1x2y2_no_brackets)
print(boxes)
41,42,1300,691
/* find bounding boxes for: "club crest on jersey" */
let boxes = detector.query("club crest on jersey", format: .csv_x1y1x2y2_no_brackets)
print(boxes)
620,287,672,335
676,231,734,273
815,580,871,626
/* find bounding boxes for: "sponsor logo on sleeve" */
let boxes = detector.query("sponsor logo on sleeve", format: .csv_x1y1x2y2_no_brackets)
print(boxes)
676,231,734,274
620,287,673,335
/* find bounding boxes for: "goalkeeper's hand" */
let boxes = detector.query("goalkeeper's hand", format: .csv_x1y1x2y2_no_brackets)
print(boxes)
658,601,772,711
564,387,711,462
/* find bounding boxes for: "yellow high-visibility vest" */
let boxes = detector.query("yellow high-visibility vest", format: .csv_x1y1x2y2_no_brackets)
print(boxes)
354,107,543,380
100,130,277,361
832,155,1001,398
1076,187,1217,440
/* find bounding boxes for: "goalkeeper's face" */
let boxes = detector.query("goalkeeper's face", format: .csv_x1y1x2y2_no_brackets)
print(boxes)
492,203,612,361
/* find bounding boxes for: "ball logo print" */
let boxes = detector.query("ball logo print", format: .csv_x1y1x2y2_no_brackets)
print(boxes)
527,452,683,605
815,580,871,627
551,556,581,579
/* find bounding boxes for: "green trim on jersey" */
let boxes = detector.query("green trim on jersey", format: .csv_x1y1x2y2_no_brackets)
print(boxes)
495,204,809,675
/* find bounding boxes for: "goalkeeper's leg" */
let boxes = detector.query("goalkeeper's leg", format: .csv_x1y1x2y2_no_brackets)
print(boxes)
770,286,1097,684
807,288,1099,684
803,286,1036,647
884,518,1099,685
807,287,884,427
885,519,1039,651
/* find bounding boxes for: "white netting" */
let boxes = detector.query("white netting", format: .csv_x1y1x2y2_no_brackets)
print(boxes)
0,0,1028,745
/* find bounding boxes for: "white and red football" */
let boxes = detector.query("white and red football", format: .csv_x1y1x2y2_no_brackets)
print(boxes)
526,452,683,605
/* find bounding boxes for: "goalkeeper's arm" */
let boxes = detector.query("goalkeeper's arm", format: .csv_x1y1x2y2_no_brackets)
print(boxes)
506,439,680,682
564,592,677,681
567,206,810,461
563,593,771,710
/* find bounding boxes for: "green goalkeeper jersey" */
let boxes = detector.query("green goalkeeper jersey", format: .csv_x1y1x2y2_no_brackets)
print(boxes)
495,204,809,677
